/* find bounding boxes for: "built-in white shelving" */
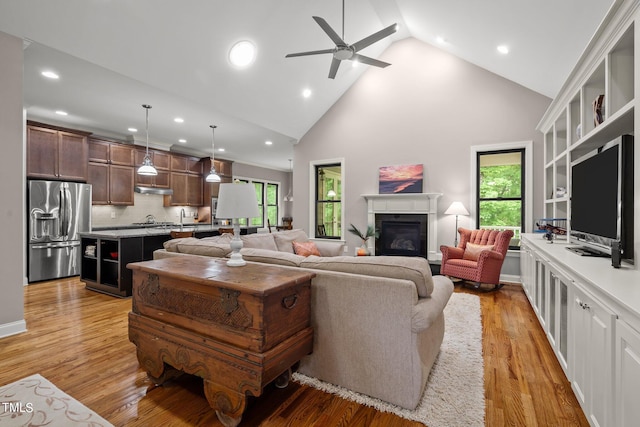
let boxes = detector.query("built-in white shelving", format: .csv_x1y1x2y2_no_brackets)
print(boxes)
534,1,640,425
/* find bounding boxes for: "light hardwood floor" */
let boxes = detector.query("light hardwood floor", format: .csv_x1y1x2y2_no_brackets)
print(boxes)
0,278,588,426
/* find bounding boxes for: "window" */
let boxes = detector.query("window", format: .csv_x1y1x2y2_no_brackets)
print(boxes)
236,178,278,229
476,149,524,248
314,163,342,239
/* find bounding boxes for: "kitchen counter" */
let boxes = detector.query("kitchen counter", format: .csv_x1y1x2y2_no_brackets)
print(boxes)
79,224,257,297
81,224,256,239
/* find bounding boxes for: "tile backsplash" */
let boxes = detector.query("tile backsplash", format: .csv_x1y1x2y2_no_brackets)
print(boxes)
91,193,203,227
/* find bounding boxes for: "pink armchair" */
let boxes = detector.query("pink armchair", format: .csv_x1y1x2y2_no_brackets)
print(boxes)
440,228,514,291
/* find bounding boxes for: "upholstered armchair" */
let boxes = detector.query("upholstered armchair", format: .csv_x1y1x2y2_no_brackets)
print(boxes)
440,228,514,291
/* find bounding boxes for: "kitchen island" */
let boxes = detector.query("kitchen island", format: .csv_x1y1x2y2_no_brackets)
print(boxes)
79,224,257,297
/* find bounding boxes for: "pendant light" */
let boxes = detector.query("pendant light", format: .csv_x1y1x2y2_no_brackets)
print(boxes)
205,125,221,183
284,159,293,201
137,104,158,176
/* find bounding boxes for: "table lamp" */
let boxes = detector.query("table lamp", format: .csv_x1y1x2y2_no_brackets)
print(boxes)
444,201,469,247
216,182,260,266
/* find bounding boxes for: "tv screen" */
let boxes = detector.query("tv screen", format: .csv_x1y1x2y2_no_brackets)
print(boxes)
570,134,633,260
571,144,619,240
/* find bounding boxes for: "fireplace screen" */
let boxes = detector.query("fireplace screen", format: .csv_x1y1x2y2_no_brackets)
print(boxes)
377,216,426,257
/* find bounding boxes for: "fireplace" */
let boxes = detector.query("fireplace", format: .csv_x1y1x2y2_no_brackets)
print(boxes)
376,215,427,257
363,193,441,261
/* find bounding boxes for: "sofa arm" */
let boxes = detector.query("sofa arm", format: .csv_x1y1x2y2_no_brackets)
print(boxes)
312,239,346,257
411,275,454,333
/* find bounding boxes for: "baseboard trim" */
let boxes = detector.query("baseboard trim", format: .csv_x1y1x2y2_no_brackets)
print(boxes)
0,319,27,339
501,274,522,284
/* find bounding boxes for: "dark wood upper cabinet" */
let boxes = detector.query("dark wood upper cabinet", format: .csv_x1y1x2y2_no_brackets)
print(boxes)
88,163,134,205
88,138,134,166
27,123,89,181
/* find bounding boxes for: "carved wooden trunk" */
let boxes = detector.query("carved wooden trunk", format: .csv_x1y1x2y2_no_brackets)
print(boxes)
127,256,314,426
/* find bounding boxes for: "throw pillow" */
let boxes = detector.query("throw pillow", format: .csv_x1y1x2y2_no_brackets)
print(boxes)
463,242,495,261
292,241,321,257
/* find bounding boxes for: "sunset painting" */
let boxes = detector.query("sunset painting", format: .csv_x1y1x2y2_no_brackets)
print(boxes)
378,164,423,194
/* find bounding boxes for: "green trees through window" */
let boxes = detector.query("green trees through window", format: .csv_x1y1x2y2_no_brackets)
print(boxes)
477,150,524,247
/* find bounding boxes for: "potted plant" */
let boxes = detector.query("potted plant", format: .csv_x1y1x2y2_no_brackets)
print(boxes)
348,223,378,256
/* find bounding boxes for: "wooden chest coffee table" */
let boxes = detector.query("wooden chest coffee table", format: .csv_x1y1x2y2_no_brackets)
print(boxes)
127,256,315,426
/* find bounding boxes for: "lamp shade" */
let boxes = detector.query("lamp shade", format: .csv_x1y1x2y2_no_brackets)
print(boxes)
444,201,469,216
216,183,260,219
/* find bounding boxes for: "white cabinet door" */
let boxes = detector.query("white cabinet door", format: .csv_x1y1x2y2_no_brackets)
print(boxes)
615,319,640,427
570,283,616,427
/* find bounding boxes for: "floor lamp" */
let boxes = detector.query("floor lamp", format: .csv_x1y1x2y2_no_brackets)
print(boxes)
444,201,469,247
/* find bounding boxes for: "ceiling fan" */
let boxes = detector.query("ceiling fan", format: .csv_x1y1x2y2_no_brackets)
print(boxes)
285,0,398,79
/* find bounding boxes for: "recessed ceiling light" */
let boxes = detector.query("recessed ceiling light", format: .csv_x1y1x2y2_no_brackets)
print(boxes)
42,71,59,79
55,110,68,116
178,139,187,143
497,45,509,54
218,148,225,152
265,140,273,146
302,88,312,98
229,40,256,68
174,117,184,123
128,127,137,132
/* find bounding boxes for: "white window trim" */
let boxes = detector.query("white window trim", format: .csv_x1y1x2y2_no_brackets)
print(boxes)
235,175,281,231
309,158,345,239
470,141,533,233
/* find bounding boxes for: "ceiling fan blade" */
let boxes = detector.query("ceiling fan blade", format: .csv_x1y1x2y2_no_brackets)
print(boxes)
328,57,341,79
313,16,346,46
352,54,391,68
351,23,398,52
285,49,334,58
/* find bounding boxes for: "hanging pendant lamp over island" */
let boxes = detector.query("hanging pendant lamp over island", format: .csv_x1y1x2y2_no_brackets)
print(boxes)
137,104,158,176
205,125,221,183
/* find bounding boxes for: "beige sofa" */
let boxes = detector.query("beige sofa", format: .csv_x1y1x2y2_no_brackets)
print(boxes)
154,229,454,410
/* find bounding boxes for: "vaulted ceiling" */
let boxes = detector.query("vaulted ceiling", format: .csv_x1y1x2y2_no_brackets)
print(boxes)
0,0,613,169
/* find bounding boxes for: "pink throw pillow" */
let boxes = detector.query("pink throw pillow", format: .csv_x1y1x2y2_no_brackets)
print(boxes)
292,241,321,257
463,242,495,261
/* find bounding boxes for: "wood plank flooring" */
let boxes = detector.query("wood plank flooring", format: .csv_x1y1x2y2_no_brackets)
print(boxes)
0,278,588,426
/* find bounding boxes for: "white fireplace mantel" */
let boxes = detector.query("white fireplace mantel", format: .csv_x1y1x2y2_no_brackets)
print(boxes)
362,193,442,261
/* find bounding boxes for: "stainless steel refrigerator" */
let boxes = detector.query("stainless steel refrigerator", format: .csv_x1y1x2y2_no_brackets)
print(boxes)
28,180,91,282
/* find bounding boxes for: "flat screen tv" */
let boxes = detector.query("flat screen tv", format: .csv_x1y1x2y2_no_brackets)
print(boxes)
570,134,634,261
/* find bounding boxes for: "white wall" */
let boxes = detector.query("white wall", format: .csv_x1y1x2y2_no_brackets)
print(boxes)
0,31,26,337
293,37,551,259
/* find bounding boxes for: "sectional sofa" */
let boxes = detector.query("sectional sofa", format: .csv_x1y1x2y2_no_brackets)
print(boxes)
153,229,454,409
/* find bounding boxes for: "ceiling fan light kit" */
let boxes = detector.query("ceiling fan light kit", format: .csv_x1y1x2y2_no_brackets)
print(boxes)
285,0,397,79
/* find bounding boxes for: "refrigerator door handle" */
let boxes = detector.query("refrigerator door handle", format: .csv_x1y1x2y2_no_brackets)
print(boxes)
60,186,71,240
31,241,80,249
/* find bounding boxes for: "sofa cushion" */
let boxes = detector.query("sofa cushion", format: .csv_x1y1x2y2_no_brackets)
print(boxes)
292,241,321,257
176,240,232,258
463,242,495,261
300,255,434,297
272,229,310,253
240,248,306,267
240,233,278,251
163,237,199,252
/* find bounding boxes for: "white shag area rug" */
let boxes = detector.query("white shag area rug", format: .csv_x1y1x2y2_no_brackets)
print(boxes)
293,292,484,427
0,374,113,427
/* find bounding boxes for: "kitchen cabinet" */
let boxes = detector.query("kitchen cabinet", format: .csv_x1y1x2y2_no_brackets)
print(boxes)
134,149,170,189
88,138,135,166
164,154,205,206
203,158,234,201
170,154,203,175
88,163,135,205
27,123,89,181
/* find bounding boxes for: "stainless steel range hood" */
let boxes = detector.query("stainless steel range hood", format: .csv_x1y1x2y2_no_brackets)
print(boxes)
134,186,174,196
